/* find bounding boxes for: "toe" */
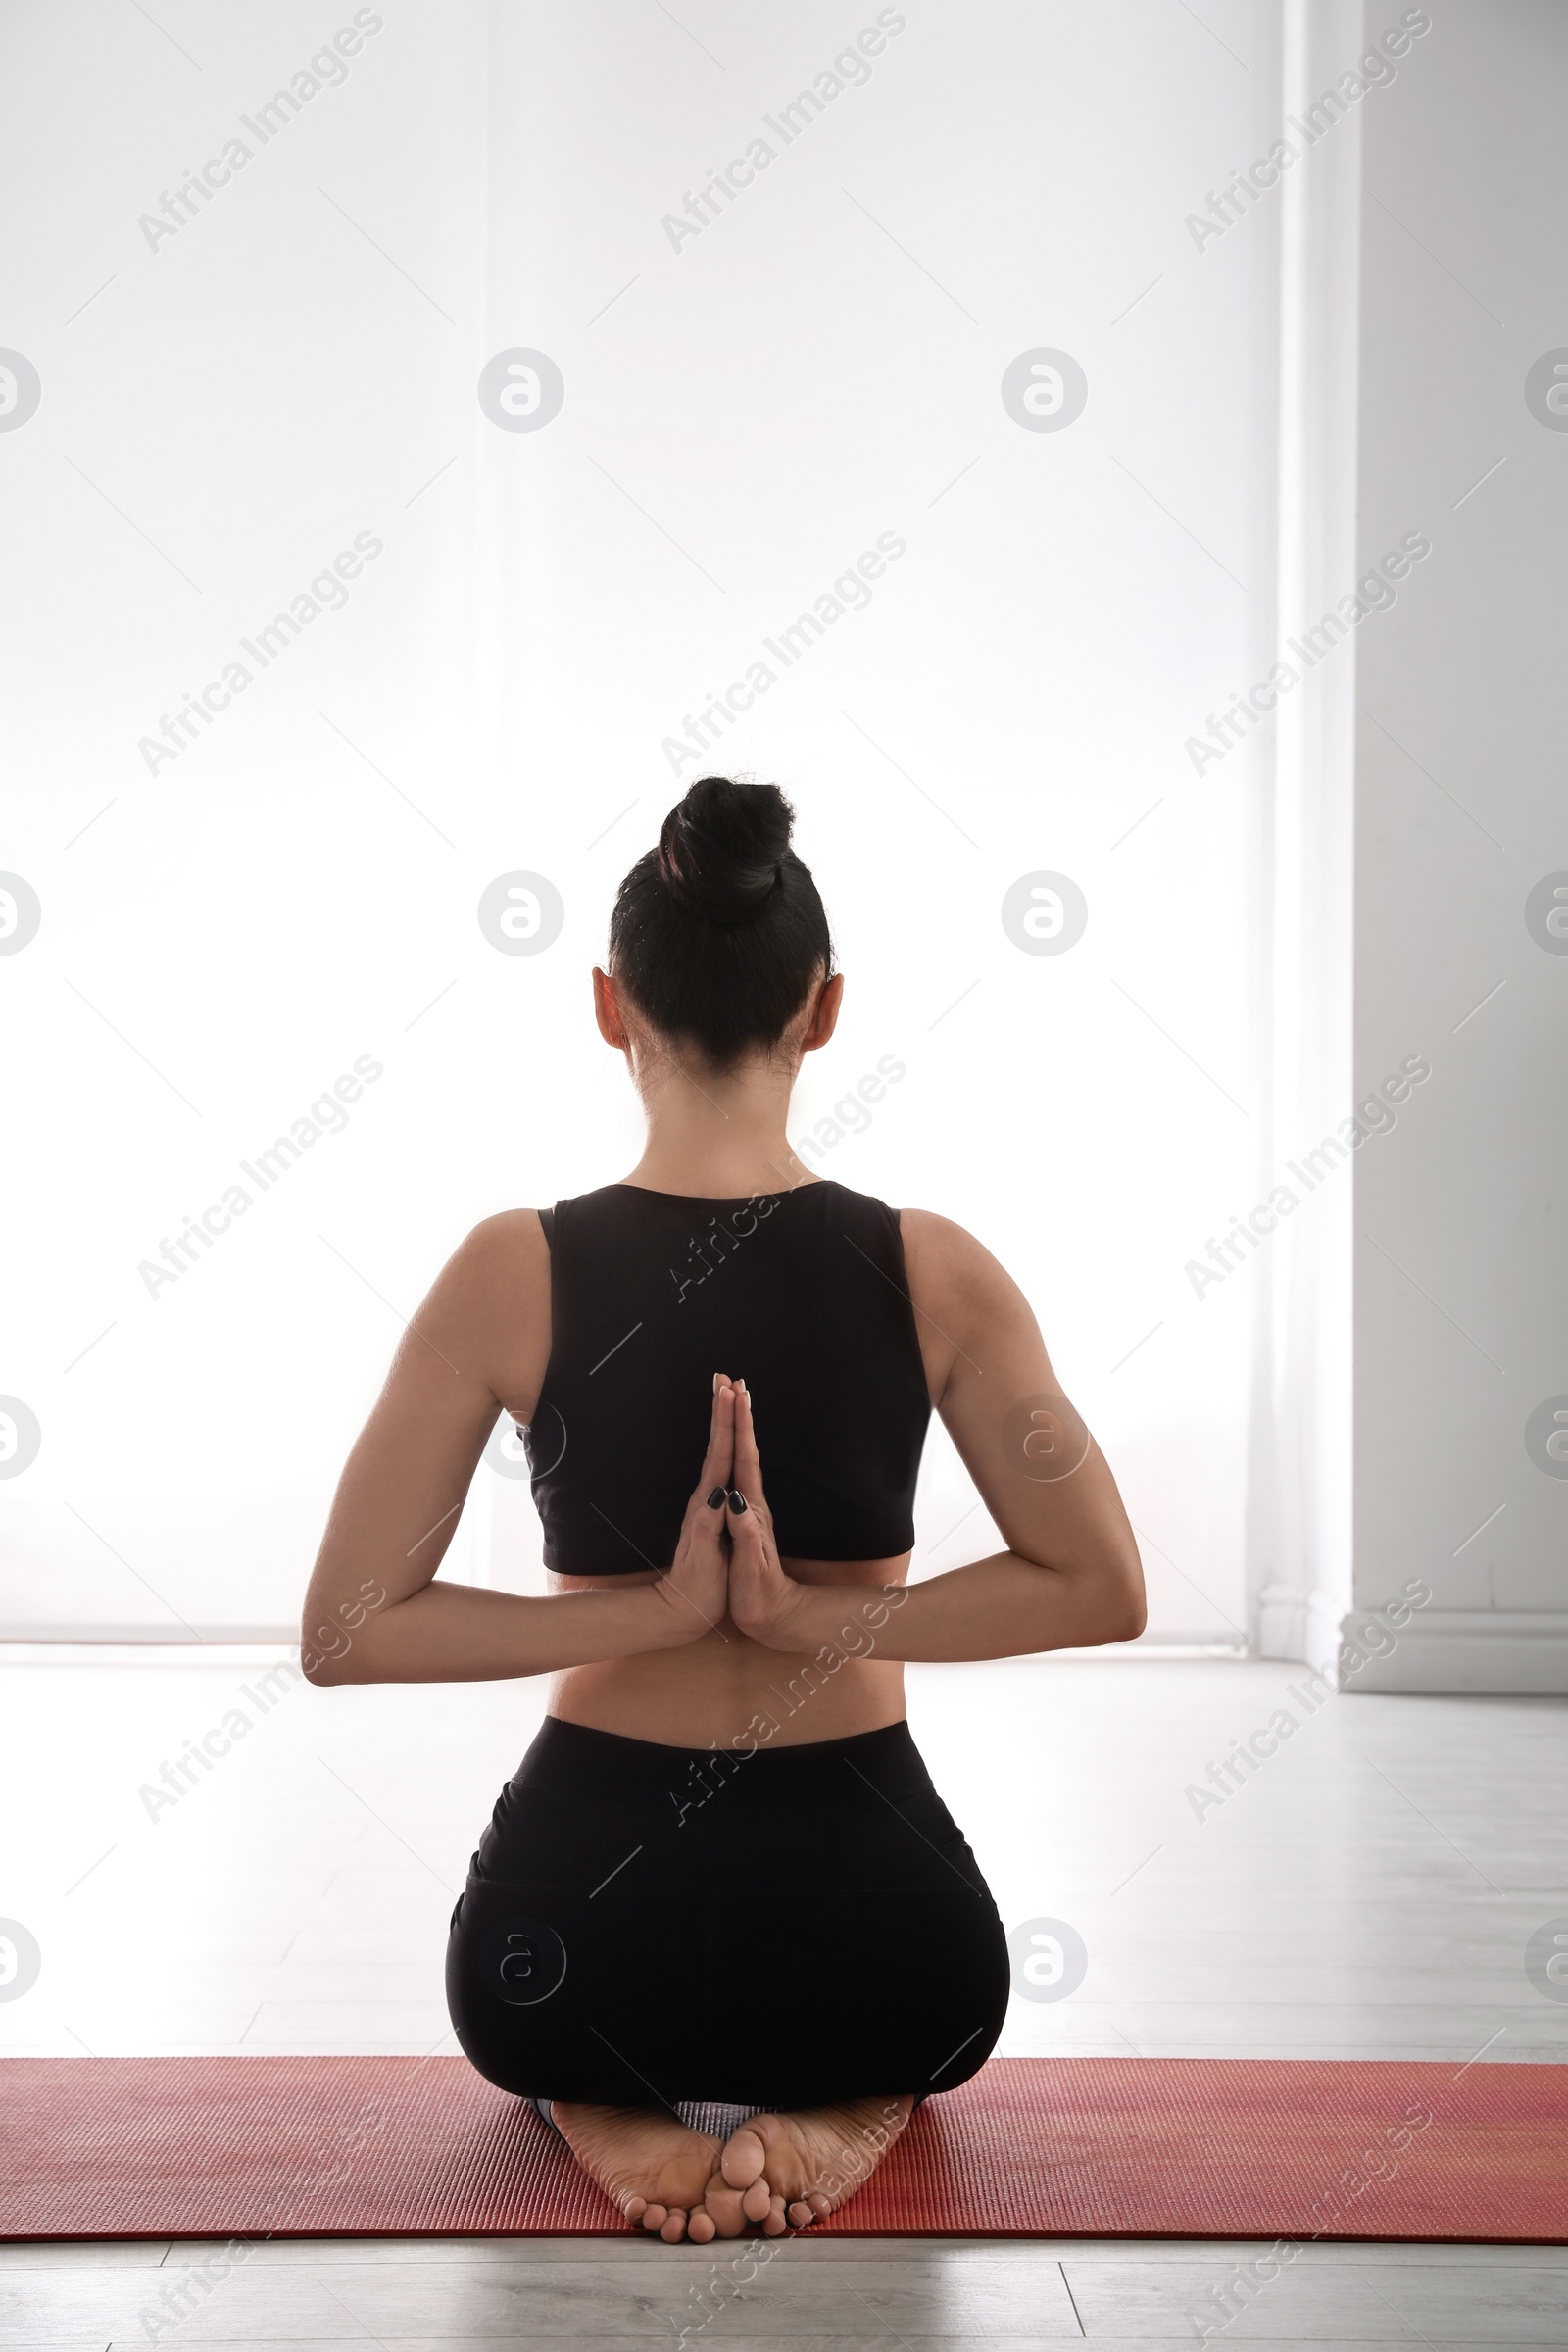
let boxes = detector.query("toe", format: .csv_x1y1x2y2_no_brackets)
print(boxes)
808,2190,833,2217
641,2202,667,2232
787,2198,814,2227
660,2208,688,2242
624,2194,647,2224
720,2125,767,2189
687,2208,716,2243
701,2179,749,2237
763,2195,788,2235
740,2177,772,2223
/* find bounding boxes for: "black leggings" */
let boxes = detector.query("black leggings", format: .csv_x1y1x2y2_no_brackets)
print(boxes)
445,1716,1010,2112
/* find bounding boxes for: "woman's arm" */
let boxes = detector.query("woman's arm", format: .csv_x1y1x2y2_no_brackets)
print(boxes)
300,1213,734,1684
726,1210,1146,1661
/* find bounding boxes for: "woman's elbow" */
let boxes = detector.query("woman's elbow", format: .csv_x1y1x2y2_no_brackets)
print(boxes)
1079,1559,1147,1646
300,1579,393,1686
300,1627,376,1687
1102,1567,1148,1644
1102,1588,1148,1644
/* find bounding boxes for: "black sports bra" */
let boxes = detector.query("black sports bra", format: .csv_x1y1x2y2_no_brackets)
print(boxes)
522,1180,931,1575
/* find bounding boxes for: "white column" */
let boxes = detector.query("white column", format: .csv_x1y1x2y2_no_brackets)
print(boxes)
1348,0,1568,1693
1247,0,1363,1668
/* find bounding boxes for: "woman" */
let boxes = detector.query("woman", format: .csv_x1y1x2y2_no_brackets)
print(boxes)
301,776,1144,2243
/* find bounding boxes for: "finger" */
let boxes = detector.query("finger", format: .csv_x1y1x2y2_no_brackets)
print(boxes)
724,1491,777,1582
705,1377,736,1493
731,1381,768,1515
685,1380,736,1521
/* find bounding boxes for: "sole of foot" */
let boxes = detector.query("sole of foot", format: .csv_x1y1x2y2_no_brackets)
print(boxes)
551,2102,724,2243
718,2093,915,2230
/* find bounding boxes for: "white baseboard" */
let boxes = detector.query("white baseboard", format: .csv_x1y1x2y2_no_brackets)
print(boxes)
1255,1581,1348,1666
1342,1608,1568,1694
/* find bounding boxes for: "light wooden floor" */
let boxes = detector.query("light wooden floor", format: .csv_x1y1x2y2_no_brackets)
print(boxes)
4,2233,1567,2348
2,1652,1565,2344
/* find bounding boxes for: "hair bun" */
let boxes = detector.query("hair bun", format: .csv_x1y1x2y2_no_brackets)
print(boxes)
610,773,834,1067
656,777,793,925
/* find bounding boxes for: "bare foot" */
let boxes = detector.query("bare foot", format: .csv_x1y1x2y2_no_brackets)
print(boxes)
551,2102,724,2242
718,2094,915,2229
693,2162,792,2238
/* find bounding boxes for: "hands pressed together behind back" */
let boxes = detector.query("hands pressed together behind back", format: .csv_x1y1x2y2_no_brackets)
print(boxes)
303,1198,1145,1690
653,1375,820,1652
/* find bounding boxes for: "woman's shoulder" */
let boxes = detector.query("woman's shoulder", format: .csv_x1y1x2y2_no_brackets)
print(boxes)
426,1210,552,1414
459,1204,552,1256
818,1185,999,1277
436,1207,552,1312
898,1204,1026,1313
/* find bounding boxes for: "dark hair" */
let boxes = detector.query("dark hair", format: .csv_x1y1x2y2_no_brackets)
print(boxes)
608,777,834,1068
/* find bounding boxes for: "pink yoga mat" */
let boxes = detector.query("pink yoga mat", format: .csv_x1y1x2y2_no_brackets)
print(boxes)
2,2055,1563,2240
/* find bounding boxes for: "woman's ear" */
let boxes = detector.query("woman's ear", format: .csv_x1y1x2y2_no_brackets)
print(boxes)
800,970,844,1054
593,965,629,1051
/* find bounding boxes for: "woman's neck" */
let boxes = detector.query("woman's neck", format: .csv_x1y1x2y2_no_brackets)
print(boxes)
621,1052,813,1199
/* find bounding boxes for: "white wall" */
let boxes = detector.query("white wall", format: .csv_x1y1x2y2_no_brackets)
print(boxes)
1349,0,1568,1690
2,1,1292,1643
2,0,489,1636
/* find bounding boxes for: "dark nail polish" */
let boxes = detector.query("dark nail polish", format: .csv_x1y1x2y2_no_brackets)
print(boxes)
727,1488,748,1514
706,1486,726,1509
